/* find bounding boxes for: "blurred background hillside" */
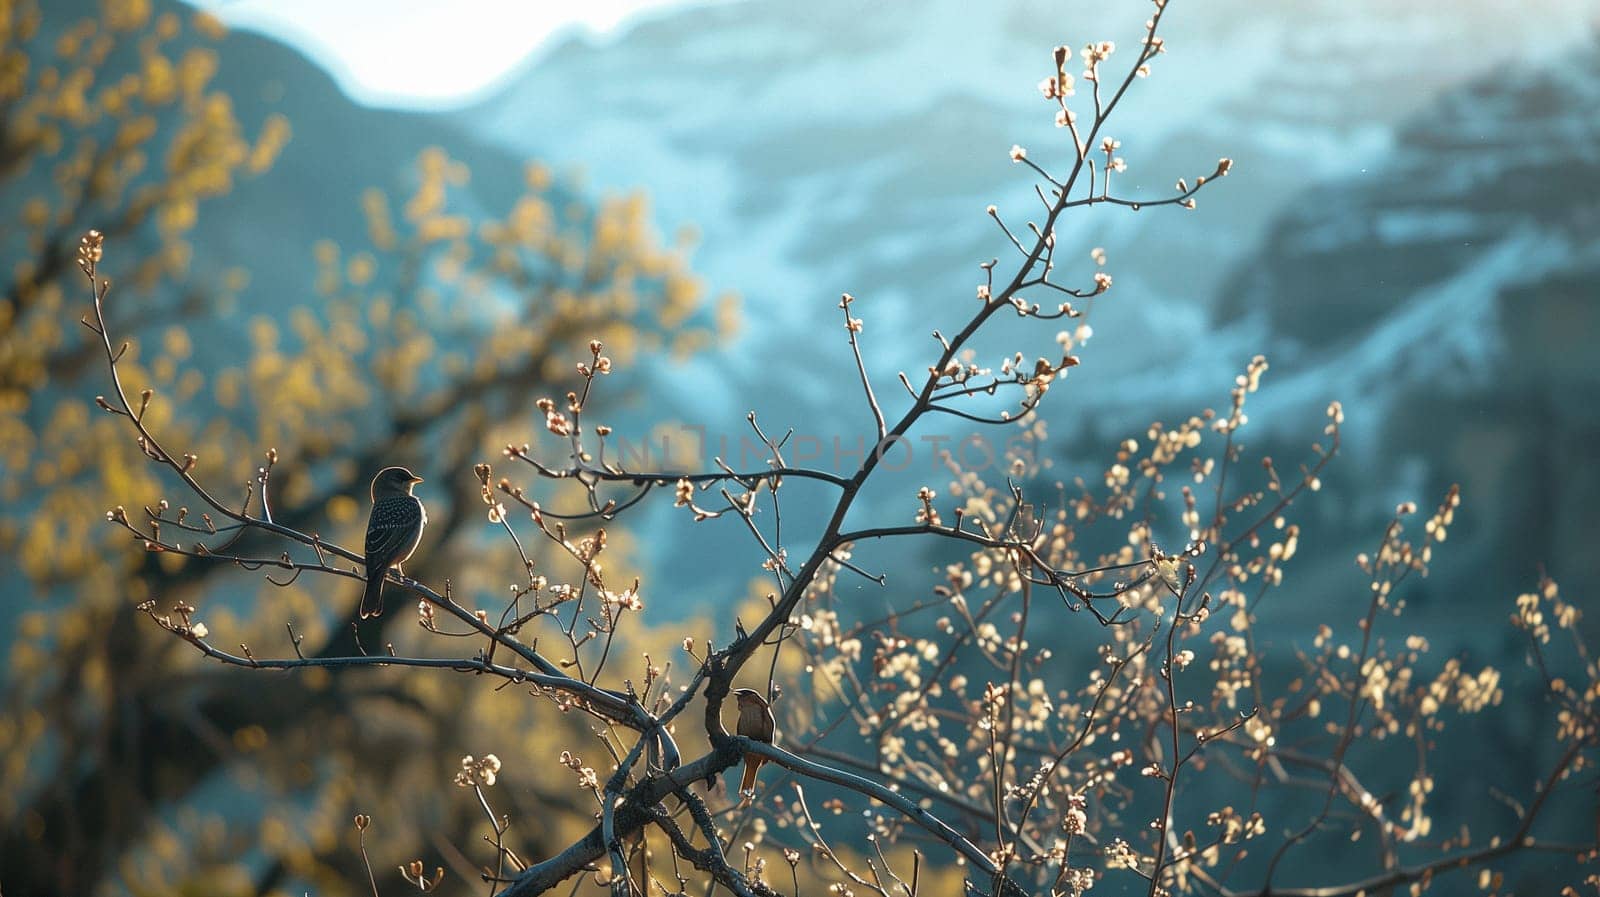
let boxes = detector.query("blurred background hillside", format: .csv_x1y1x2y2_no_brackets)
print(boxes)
3,0,1596,893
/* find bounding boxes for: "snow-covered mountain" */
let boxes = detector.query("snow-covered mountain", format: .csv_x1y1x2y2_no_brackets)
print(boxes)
457,0,1600,627
461,0,1595,382
1215,36,1600,625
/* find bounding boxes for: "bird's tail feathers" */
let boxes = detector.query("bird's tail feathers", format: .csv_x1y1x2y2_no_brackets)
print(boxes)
360,573,384,619
740,755,764,795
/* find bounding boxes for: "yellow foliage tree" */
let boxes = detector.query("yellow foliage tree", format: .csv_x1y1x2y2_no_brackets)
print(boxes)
0,3,731,894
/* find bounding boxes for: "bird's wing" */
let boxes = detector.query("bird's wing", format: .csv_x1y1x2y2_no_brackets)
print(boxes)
366,496,422,566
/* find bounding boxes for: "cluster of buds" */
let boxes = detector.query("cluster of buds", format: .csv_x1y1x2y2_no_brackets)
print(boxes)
453,753,502,788
535,396,572,436
1081,40,1117,82
839,292,865,333
77,230,104,277
576,339,612,377
400,859,445,892
1103,838,1138,869
1100,137,1126,174
1041,45,1076,100
559,750,600,791
1206,806,1267,844
1038,75,1074,102
675,477,718,521
1060,866,1096,897
133,599,212,640
1023,355,1079,393
602,586,643,612
1063,790,1089,835
575,528,607,564
1038,45,1082,131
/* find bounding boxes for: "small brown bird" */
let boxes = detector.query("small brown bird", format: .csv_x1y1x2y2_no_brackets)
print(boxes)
360,466,427,619
733,688,776,796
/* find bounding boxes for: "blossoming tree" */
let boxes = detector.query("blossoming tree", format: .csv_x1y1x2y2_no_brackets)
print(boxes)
83,2,1596,894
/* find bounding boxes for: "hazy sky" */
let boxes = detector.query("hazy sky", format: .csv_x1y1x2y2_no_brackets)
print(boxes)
183,0,717,107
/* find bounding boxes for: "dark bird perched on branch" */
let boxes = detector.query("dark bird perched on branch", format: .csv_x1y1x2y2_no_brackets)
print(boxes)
361,466,427,619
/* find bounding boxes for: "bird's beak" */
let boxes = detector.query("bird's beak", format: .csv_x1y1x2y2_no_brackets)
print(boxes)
411,476,425,484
